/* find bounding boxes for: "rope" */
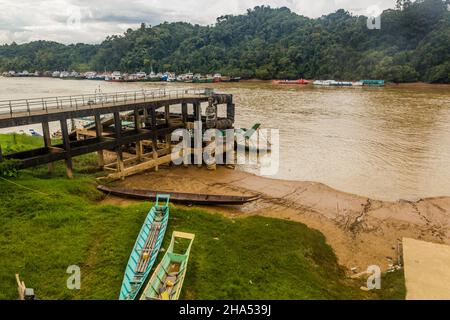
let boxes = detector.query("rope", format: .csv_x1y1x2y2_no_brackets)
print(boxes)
0,176,51,196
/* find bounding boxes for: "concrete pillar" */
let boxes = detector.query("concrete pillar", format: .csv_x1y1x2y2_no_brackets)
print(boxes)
60,119,73,179
227,102,235,124
94,114,104,168
42,121,54,173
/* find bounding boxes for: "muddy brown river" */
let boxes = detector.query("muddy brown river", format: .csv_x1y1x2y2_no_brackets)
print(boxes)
1,77,449,201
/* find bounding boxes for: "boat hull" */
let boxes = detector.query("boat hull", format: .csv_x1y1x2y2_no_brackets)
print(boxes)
273,79,310,85
98,185,260,205
119,195,170,300
140,231,195,300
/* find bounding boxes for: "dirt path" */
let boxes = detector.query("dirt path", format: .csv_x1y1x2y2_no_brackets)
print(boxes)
102,166,450,273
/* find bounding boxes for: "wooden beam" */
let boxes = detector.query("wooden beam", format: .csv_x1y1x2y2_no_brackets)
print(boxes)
114,112,122,138
42,120,54,173
60,119,73,179
116,148,125,180
193,102,201,122
150,108,159,172
182,102,188,124
94,114,104,168
165,105,170,126
99,150,183,182
134,108,143,162
113,112,124,179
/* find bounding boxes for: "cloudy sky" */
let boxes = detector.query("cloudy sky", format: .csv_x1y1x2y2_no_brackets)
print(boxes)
0,0,396,45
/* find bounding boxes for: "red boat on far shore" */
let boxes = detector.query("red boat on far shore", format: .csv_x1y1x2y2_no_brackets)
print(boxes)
272,79,310,85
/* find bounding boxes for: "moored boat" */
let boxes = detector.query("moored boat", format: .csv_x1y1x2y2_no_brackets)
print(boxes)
313,80,352,86
140,231,195,300
119,194,170,300
273,79,310,85
361,79,385,86
97,185,260,205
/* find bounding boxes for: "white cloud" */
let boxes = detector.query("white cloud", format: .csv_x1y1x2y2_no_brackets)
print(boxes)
0,0,396,45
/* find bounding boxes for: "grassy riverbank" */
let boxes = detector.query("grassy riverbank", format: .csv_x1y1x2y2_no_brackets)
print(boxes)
0,134,405,300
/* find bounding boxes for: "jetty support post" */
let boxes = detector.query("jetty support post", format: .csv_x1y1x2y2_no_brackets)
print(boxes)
114,112,124,179
94,114,105,169
164,104,172,152
134,108,143,162
193,102,201,122
150,108,159,172
42,121,54,173
164,104,171,126
60,119,73,179
181,102,188,125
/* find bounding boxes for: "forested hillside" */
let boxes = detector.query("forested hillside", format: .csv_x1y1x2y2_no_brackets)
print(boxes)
1,0,449,82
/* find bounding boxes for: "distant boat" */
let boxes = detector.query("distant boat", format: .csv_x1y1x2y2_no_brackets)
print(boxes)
193,76,214,83
361,79,385,86
219,76,242,82
273,79,310,85
119,194,170,300
140,231,195,300
313,80,352,86
106,71,123,82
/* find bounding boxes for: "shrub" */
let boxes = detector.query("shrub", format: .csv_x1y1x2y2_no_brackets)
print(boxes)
0,159,21,177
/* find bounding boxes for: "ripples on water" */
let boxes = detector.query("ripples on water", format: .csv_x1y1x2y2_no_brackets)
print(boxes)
1,78,450,201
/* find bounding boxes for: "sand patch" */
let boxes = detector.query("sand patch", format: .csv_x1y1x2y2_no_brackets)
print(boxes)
403,238,450,300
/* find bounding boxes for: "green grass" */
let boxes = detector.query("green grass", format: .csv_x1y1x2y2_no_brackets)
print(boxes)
0,134,406,300
0,133,46,154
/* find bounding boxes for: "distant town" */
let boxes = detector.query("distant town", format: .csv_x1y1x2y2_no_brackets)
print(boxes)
0,70,241,83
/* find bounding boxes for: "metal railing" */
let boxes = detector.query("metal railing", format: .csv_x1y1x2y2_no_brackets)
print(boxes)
0,88,207,118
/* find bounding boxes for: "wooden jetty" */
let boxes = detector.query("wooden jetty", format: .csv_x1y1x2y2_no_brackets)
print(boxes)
0,89,235,179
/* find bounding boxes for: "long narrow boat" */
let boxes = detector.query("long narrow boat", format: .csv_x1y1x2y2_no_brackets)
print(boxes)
140,231,195,300
97,185,260,205
272,79,310,85
119,194,170,300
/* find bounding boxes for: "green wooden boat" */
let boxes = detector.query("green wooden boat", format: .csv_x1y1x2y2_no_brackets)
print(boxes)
119,194,170,300
140,231,195,300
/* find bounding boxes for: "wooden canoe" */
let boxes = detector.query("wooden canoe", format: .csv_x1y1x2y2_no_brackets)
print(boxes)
119,194,170,300
97,185,260,205
140,231,195,300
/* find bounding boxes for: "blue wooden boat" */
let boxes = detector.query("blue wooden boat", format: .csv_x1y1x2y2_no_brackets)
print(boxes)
119,194,170,300
361,79,385,86
140,231,195,300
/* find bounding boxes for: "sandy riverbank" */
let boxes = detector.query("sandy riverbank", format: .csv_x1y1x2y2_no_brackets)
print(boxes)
102,165,450,273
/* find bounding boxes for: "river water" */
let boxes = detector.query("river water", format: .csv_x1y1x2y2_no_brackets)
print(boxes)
1,77,450,201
